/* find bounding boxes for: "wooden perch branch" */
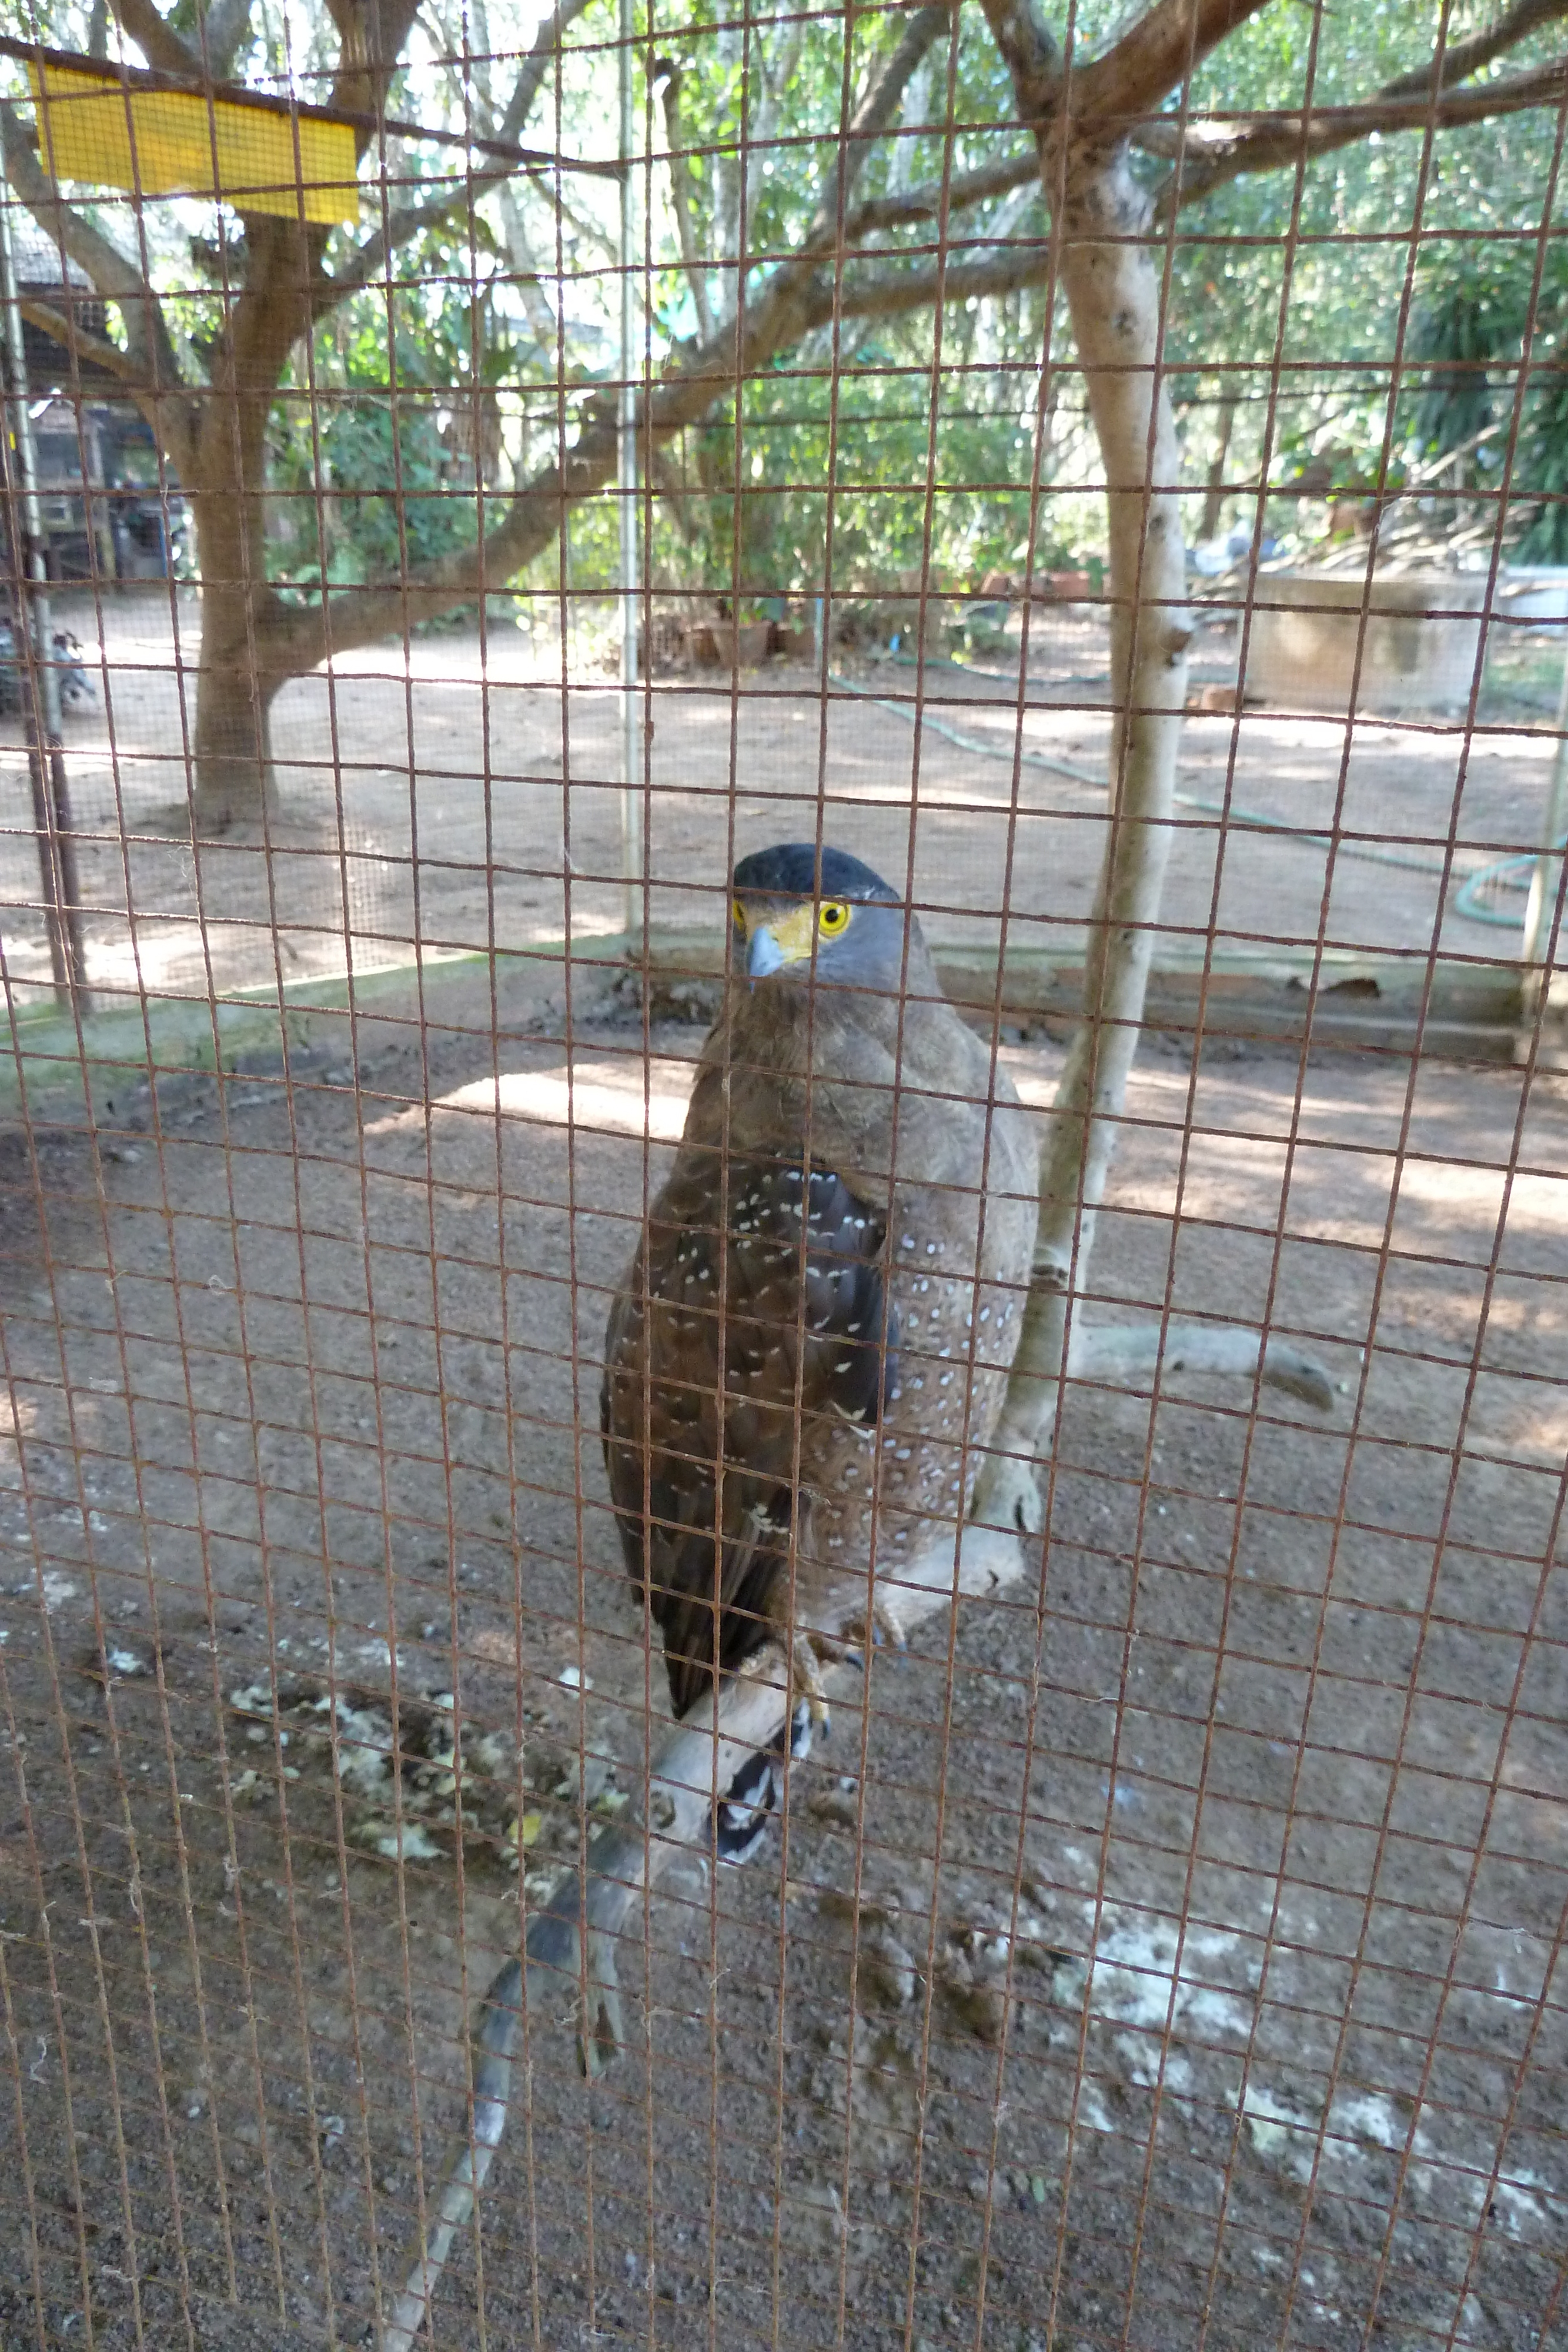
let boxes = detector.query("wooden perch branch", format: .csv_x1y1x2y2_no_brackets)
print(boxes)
376,1517,1026,2352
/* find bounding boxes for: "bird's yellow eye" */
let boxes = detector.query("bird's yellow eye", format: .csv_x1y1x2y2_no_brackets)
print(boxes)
818,900,851,938
732,899,747,934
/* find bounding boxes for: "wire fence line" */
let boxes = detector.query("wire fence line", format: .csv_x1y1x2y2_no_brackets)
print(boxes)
1,2,1567,2350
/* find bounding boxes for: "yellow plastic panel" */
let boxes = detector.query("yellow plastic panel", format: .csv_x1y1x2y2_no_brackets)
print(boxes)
28,59,359,225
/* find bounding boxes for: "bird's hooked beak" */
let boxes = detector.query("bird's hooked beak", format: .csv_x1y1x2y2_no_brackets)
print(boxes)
747,926,787,980
741,900,817,984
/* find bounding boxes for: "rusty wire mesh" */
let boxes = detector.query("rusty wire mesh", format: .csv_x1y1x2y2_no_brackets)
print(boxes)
2,3,1568,2350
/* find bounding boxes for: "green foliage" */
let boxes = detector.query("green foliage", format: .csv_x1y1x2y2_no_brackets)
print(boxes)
268,254,528,597
634,348,1058,603
1139,4,1568,552
1410,270,1514,455
230,0,1568,598
1519,360,1568,562
1406,239,1568,561
601,3,1058,597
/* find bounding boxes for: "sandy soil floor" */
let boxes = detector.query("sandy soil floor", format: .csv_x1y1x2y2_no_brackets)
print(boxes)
1,953,1566,2349
1,592,1562,1010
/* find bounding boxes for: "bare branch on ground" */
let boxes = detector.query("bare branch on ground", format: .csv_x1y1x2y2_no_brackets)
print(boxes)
1068,1320,1338,1412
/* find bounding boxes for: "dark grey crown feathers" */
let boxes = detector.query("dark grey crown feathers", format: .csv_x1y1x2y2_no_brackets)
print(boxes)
732,843,899,904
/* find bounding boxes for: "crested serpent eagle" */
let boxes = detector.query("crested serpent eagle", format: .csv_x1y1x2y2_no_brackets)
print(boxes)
601,844,1039,1856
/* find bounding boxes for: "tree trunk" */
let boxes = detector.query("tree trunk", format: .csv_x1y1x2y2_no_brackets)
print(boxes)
189,533,285,832
975,139,1191,1529
184,220,316,833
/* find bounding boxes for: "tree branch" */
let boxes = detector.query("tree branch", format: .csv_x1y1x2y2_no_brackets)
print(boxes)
1,108,137,304
278,4,957,667
497,0,598,142
654,58,715,345
116,0,252,78
377,1516,1027,2348
841,148,1040,240
1077,0,1274,126
978,0,1061,127
108,0,199,77
1067,1319,1335,1412
1382,0,1568,99
18,296,162,405
320,183,480,305
326,0,423,148
320,0,597,312
497,183,560,349
327,8,991,328
972,0,1196,1531
1158,52,1568,212
193,0,254,82
331,10,986,330
807,236,1057,328
807,4,957,249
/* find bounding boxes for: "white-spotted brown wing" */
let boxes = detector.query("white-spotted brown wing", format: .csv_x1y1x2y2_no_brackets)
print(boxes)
602,1152,898,1716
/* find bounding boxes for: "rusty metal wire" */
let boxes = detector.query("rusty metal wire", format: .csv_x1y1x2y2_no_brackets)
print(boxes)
1,3,1567,2351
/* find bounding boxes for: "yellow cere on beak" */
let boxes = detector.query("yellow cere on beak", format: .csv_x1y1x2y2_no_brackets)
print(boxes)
742,899,820,978
760,903,818,963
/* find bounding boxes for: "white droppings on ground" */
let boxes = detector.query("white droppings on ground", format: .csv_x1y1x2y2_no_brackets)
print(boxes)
1084,1911,1256,2042
1054,1904,1564,2244
1486,2169,1554,2231
317,1696,397,1800
363,1821,442,1863
1072,2082,1119,2136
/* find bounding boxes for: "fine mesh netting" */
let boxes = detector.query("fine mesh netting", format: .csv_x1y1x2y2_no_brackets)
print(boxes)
1,4,1567,2349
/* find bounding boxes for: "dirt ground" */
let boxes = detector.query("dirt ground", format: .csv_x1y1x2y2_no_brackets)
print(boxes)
2,589,1564,1008
1,938,1566,2350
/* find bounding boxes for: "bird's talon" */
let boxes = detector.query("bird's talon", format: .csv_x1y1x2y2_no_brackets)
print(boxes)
875,1596,910,1656
846,1592,910,1661
789,1632,833,1739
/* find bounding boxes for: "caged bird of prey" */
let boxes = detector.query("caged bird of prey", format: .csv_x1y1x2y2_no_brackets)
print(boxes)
601,844,1039,1858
